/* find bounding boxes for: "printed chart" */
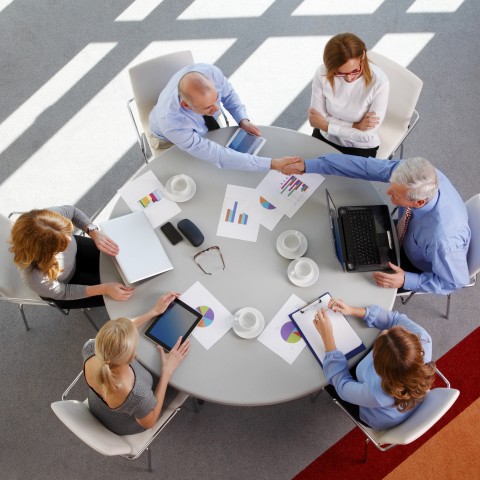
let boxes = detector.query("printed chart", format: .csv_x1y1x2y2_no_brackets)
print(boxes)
256,170,325,219
280,321,302,344
181,281,234,350
117,170,181,228
217,184,260,242
257,294,307,364
197,306,215,327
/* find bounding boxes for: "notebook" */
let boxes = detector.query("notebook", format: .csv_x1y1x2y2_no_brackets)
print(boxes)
100,211,173,284
289,292,365,367
326,189,399,272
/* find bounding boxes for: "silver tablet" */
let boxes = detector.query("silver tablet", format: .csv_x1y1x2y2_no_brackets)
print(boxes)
225,128,267,155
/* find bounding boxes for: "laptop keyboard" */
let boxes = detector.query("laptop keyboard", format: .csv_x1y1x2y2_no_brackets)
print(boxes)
342,209,380,265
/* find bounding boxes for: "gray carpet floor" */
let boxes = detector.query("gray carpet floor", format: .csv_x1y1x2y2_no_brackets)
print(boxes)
1,1,479,479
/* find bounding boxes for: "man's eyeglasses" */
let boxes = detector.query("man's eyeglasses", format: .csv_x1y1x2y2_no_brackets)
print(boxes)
193,246,225,275
334,59,363,78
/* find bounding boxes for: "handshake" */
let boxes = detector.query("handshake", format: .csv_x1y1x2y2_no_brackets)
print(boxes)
271,156,306,175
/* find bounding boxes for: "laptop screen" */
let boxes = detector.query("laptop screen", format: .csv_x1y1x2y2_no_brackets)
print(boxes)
325,189,345,267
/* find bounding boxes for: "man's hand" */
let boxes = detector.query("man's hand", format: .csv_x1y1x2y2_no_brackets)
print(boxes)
239,119,261,136
353,111,379,131
308,107,328,131
89,229,119,256
372,262,405,289
271,157,305,175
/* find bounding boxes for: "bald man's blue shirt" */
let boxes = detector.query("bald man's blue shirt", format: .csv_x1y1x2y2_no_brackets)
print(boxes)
149,63,270,171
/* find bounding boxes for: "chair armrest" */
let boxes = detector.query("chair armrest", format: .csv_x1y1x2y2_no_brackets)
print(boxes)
62,371,84,400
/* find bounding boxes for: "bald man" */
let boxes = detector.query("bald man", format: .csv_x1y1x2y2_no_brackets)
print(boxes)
149,63,299,171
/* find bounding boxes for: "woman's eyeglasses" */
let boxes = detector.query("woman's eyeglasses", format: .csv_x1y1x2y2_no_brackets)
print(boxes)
334,59,363,78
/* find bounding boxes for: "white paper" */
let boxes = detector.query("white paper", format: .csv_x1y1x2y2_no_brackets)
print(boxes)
180,281,234,350
290,293,364,364
248,189,284,231
117,170,181,228
216,184,260,242
257,294,307,365
256,170,325,218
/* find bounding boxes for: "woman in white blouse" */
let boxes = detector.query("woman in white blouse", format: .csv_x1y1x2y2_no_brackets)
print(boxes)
309,33,389,158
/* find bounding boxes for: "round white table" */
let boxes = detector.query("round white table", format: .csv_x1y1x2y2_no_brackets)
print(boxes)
101,126,396,406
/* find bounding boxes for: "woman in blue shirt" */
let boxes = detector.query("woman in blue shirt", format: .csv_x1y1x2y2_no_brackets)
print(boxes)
314,298,436,429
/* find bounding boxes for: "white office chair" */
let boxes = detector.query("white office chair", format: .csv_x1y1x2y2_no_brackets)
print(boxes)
368,51,423,160
51,371,188,472
397,193,480,318
0,212,98,331
329,368,459,462
127,50,194,163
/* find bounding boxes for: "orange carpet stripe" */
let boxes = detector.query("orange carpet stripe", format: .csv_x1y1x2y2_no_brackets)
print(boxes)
384,397,480,480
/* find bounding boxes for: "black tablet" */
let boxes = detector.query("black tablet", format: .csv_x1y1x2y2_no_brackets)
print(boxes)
144,299,203,351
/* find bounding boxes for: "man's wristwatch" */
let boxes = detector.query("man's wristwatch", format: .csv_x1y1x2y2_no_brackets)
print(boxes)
85,223,99,234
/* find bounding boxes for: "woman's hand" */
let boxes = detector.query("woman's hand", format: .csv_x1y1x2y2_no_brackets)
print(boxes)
104,283,134,301
159,337,191,378
308,107,328,131
89,230,119,256
328,298,366,319
313,309,336,351
353,111,379,131
151,291,180,316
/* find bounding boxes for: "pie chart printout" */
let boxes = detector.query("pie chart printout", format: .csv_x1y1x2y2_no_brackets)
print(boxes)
196,306,215,327
280,321,302,344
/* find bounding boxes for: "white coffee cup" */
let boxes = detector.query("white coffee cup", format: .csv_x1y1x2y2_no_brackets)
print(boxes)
282,231,302,254
234,310,259,332
170,175,191,196
292,259,314,281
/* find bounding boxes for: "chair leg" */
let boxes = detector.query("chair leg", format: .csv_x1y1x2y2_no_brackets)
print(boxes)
400,291,416,305
18,304,30,331
363,438,370,463
81,308,99,331
446,294,451,319
146,447,152,472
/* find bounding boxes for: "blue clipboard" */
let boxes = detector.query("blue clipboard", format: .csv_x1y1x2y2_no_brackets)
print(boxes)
288,292,365,367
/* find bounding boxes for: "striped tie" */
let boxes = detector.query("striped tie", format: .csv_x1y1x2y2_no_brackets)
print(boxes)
396,207,412,246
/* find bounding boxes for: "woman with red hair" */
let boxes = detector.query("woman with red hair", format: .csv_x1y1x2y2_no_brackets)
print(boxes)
314,298,435,429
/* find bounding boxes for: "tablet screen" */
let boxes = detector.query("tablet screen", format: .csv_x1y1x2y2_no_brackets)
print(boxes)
144,299,203,351
225,128,266,155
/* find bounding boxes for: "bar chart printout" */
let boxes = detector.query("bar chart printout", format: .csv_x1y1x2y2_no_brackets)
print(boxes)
281,176,309,196
217,184,259,242
225,201,248,225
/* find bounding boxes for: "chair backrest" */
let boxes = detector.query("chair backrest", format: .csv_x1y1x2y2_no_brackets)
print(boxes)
465,193,480,277
128,50,194,131
0,212,46,305
367,51,423,159
51,400,132,456
51,391,188,460
372,388,459,446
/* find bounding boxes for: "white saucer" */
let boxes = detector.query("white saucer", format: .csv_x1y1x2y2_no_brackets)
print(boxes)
276,230,308,259
288,257,320,287
232,307,265,339
165,175,196,202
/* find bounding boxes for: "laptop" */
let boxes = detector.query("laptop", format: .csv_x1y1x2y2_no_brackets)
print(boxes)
326,189,399,272
100,211,173,284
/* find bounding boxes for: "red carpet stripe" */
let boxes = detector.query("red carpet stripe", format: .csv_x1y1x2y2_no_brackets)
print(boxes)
293,327,480,480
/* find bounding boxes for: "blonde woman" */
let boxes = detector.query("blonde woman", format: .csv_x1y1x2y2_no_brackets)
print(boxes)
9,205,133,309
82,292,190,434
309,33,389,157
314,298,435,429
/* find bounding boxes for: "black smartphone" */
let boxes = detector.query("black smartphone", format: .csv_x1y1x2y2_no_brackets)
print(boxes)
160,222,183,245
